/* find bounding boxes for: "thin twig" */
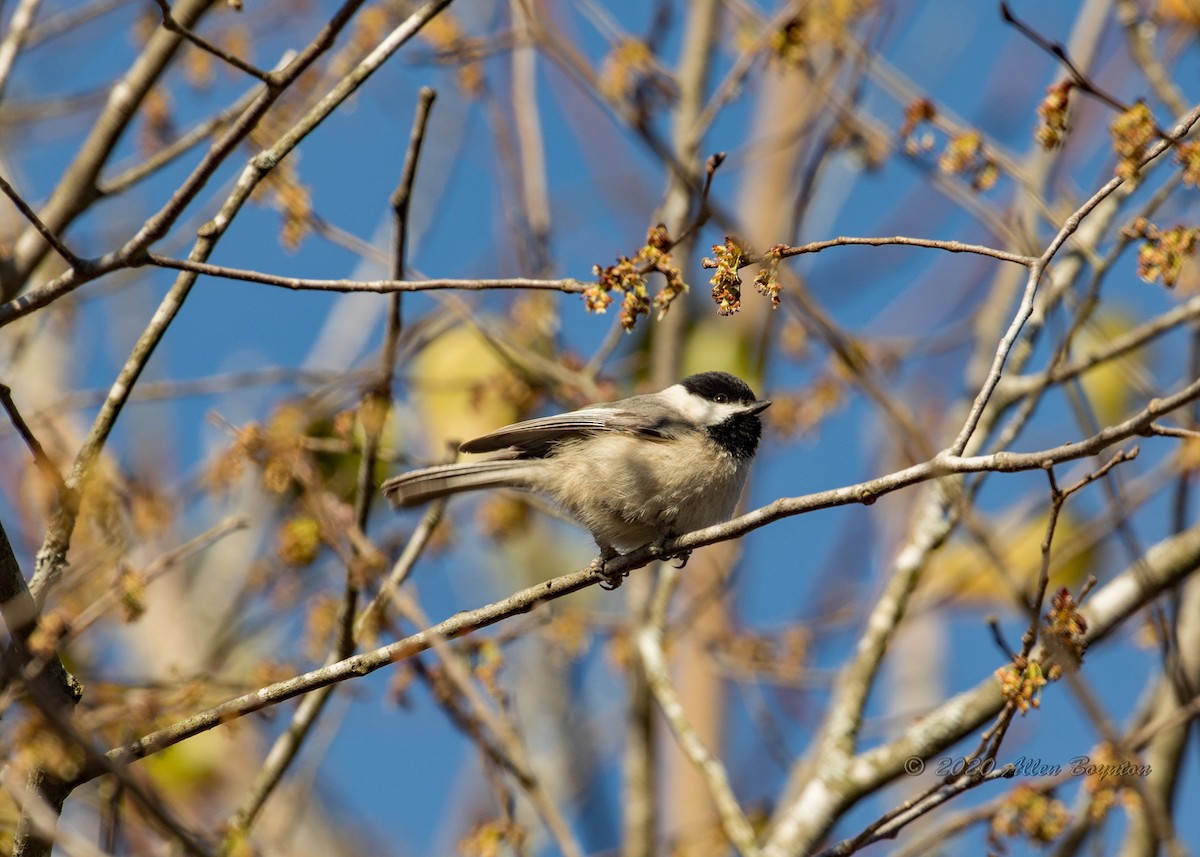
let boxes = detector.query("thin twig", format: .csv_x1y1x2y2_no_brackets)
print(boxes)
0,384,68,505
1000,291,1200,402
62,517,248,645
0,173,84,269
4,366,349,424
999,2,1136,118
354,498,445,639
98,85,263,196
1149,422,1200,441
1024,450,1137,651
815,766,1016,857
986,617,1017,661
949,101,1200,457
710,235,1035,270
151,0,272,82
142,253,587,294
668,149,726,248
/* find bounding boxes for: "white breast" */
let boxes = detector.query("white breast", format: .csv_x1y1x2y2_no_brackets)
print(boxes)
531,432,750,552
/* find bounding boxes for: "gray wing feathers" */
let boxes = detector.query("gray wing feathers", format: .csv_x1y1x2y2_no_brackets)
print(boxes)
459,408,630,454
458,405,667,453
382,460,540,507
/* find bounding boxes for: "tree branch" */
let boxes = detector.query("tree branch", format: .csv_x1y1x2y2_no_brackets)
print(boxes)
220,86,440,841
0,173,85,270
948,100,1200,457
0,0,43,101
142,253,588,294
74,373,1200,786
637,565,761,856
151,0,272,82
0,0,220,300
762,522,1200,857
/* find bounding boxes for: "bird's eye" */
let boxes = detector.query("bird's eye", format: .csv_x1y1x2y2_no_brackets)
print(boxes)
713,393,728,403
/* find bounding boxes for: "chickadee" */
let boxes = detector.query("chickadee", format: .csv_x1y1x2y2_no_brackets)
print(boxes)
382,371,770,584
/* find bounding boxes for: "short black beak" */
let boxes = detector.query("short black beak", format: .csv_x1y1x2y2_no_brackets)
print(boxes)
748,399,771,415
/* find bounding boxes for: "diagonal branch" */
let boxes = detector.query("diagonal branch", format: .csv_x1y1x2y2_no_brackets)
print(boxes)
151,0,272,82
0,0,43,101
73,381,1200,789
948,100,1200,457
0,174,85,270
0,0,220,301
998,1,1133,116
220,87,439,842
762,522,1200,857
28,0,455,609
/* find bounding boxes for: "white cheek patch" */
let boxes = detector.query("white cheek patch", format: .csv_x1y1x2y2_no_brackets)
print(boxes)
660,384,747,426
660,384,710,421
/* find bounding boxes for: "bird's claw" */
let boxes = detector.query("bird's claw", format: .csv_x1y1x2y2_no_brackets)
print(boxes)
650,536,690,569
592,552,627,590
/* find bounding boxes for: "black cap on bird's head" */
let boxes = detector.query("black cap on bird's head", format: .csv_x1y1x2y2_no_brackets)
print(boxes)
678,371,770,460
680,371,760,406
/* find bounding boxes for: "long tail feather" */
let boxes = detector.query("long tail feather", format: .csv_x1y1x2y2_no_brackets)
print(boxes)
382,460,539,508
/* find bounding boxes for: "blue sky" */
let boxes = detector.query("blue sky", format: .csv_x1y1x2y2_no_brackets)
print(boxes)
3,0,1199,854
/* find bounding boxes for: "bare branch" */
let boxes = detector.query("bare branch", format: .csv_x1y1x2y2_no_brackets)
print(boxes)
142,253,588,294
61,517,248,645
0,173,85,270
637,565,761,856
949,101,1200,457
0,0,43,101
774,235,1035,267
0,383,68,505
1000,294,1200,400
762,523,1200,857
999,2,1145,120
28,0,456,608
220,87,441,841
97,85,262,196
0,0,220,299
815,765,1016,857
1149,422,1200,441
354,498,445,639
151,0,272,82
